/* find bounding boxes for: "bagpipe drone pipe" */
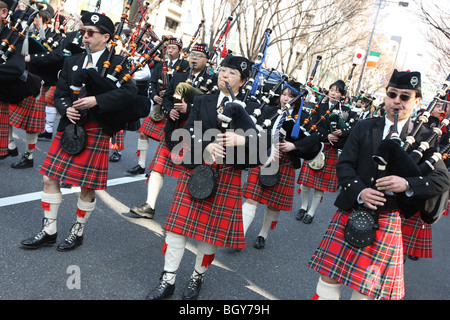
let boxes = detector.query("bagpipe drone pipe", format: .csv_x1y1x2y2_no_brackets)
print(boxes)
0,0,42,103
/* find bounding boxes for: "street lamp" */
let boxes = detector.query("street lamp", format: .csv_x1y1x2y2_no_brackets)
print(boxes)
356,0,409,93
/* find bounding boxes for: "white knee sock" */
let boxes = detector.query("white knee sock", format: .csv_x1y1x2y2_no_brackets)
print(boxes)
163,232,187,284
25,132,38,159
300,184,310,211
258,208,280,239
307,189,324,217
75,197,96,236
41,192,62,235
242,202,257,236
8,126,16,149
194,241,218,275
44,106,57,133
316,277,341,300
351,289,374,300
146,171,164,209
137,138,149,168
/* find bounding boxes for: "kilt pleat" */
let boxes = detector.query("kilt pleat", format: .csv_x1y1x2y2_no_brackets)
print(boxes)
0,102,10,156
308,208,405,300
40,123,110,190
9,88,48,133
164,165,245,249
110,130,125,150
297,143,338,192
401,213,433,258
138,115,166,141
242,154,295,211
148,139,185,178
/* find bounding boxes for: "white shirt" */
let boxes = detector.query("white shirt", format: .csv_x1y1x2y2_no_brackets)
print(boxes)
82,49,105,69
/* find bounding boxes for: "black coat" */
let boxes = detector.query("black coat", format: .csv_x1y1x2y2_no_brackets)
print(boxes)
181,91,263,169
53,48,138,136
335,116,450,221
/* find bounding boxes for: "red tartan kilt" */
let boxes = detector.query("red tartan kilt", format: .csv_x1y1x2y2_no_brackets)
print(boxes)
297,143,338,192
0,102,10,155
308,208,405,300
242,154,295,211
138,115,166,141
148,139,185,178
401,213,433,258
164,165,245,249
9,91,46,133
45,86,57,105
40,123,110,190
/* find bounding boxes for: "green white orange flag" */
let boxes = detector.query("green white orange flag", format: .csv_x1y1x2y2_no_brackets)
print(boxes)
366,51,381,67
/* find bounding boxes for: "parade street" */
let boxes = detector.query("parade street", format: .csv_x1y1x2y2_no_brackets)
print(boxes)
1,127,449,301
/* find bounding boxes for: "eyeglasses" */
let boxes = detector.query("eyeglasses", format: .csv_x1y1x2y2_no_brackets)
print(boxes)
218,67,238,77
189,52,207,59
79,29,102,37
386,91,415,102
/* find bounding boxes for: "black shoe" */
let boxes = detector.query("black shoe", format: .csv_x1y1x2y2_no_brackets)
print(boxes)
296,208,307,221
57,223,84,252
408,255,419,261
60,182,73,188
21,218,57,249
11,152,33,169
145,272,176,300
38,131,52,140
182,271,204,300
0,147,19,160
253,236,265,249
109,150,121,162
303,214,314,224
127,164,145,175
130,203,155,219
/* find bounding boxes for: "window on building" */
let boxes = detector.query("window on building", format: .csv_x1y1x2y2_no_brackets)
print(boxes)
165,17,179,33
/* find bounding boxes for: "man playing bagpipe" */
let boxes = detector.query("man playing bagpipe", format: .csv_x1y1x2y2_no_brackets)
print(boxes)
20,11,137,252
129,42,217,219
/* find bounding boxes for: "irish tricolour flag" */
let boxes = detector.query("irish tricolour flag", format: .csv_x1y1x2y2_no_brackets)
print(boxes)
366,51,381,67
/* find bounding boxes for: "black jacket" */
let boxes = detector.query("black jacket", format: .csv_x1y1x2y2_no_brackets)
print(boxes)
149,58,190,101
180,91,263,169
53,48,138,136
335,116,450,222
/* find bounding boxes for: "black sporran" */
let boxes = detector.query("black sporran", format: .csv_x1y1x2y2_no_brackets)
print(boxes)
258,171,279,187
188,165,219,200
344,208,379,248
60,123,87,155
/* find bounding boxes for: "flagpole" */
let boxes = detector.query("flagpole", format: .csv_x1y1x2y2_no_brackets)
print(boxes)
356,0,383,93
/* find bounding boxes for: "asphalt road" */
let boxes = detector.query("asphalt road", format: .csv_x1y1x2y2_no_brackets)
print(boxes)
0,124,449,306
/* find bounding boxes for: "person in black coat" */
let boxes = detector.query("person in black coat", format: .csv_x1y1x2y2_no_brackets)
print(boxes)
309,69,450,300
20,11,137,252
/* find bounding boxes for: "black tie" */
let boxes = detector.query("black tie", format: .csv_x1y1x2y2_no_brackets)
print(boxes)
217,96,228,113
385,124,394,140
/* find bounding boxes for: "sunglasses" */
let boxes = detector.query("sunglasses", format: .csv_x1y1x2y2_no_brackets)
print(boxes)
79,29,103,37
386,91,415,101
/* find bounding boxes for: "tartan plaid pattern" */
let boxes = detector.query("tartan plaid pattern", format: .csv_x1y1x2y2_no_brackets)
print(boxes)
109,130,125,151
40,123,110,190
0,102,10,156
164,165,245,249
242,153,295,211
45,86,57,105
9,90,47,133
308,208,405,300
401,213,433,258
138,115,166,141
297,143,338,192
147,139,185,178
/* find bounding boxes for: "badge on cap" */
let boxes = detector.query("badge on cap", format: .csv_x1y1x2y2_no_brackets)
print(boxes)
91,14,99,24
410,76,419,88
240,61,248,72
